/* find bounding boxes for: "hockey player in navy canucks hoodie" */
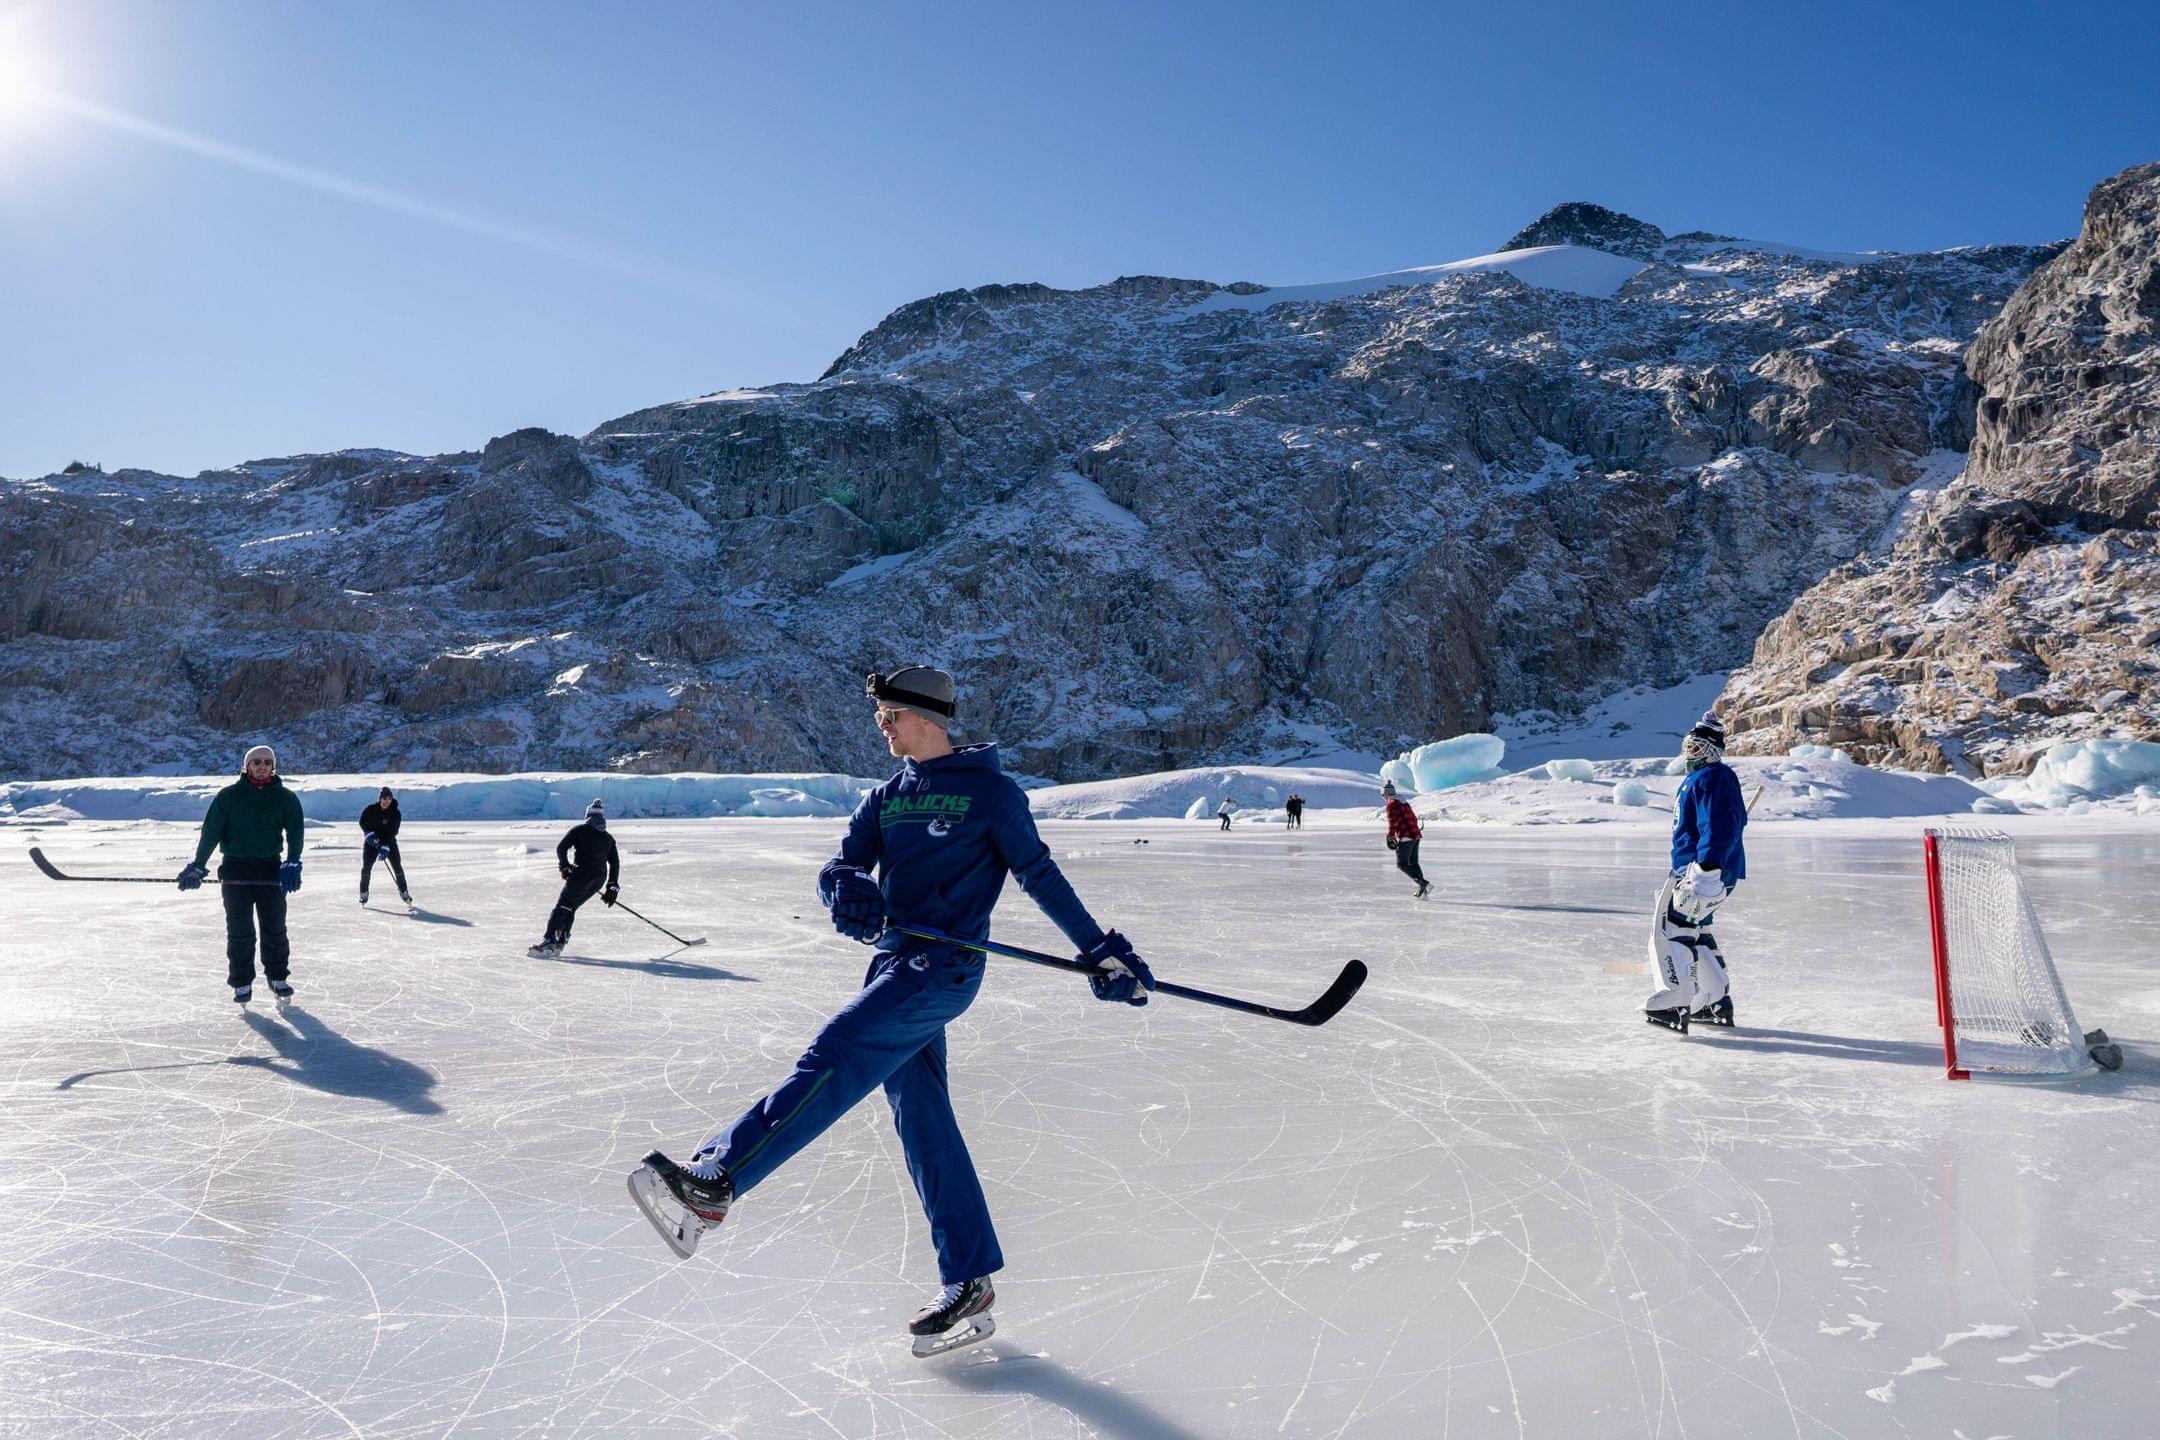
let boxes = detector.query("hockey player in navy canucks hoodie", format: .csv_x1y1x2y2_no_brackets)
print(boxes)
630,666,1151,1356
1645,711,1748,1033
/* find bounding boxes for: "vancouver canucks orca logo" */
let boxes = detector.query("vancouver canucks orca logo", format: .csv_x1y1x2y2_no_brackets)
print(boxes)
882,792,971,833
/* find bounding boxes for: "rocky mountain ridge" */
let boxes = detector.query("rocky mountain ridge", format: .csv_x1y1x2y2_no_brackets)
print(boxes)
0,198,2074,781
1720,161,2160,775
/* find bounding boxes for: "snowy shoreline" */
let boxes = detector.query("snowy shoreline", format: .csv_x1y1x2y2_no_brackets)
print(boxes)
4,750,2157,828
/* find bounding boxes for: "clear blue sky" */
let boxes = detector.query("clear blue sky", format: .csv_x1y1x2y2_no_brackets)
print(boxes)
1,0,2154,479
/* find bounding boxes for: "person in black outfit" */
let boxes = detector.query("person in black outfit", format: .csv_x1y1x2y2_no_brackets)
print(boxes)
1285,793,1304,829
530,798,620,956
359,786,410,905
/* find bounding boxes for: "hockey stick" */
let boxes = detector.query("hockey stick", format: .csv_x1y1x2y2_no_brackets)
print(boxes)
887,923,1366,1027
27,847,283,887
612,897,706,947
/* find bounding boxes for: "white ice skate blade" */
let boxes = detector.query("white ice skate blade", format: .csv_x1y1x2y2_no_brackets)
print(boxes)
627,1163,707,1259
912,1313,995,1359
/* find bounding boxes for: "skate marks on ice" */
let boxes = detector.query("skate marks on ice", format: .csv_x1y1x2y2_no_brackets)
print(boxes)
4,820,2160,1437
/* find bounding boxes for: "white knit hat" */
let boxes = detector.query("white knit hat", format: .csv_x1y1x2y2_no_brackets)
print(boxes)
242,744,277,770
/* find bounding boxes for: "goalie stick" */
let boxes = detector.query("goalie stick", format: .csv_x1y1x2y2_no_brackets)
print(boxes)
886,923,1367,1027
27,847,281,887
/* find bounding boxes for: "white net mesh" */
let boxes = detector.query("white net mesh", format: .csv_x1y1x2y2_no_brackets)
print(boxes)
1930,827,2092,1078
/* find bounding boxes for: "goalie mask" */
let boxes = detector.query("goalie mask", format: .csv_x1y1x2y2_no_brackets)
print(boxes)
1681,712,1727,770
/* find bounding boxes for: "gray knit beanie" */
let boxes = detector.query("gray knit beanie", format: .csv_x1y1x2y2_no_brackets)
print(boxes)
866,666,957,730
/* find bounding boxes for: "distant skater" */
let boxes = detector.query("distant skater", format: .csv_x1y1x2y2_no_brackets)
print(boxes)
359,786,411,906
529,799,619,957
1382,779,1430,899
1285,793,1304,829
1644,712,1749,1034
1217,798,1236,831
177,744,305,1005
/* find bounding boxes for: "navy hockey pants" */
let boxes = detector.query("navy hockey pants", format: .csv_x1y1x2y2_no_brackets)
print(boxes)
692,945,1002,1284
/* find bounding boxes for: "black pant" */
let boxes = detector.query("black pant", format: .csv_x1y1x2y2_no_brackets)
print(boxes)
548,868,608,942
362,836,408,894
1220,815,1232,830
221,859,290,987
1287,809,1301,828
1393,839,1427,885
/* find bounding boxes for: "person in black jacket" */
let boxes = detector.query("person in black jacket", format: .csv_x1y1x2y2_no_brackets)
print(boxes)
359,786,410,906
529,798,620,957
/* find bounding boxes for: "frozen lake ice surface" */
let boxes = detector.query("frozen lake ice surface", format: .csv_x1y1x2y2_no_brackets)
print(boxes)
2,814,2156,1438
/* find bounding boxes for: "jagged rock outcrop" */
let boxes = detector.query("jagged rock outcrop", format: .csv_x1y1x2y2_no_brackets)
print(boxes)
0,199,2068,781
1501,202,1670,260
1722,160,2160,774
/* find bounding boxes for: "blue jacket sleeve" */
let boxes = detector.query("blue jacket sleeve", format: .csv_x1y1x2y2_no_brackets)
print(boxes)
818,786,886,907
987,782,1103,950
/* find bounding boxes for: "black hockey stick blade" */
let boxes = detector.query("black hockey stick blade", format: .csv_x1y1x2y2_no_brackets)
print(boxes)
888,923,1367,1027
26,847,279,886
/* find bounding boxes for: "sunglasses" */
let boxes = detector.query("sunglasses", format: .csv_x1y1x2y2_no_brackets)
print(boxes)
874,706,907,726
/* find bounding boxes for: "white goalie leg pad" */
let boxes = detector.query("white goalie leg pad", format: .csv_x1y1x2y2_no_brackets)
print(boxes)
1645,903,1700,1012
1693,927,1730,1008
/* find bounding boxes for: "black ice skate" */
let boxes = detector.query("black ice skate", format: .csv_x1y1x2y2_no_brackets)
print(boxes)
1690,996,1734,1028
627,1150,733,1259
269,980,294,1008
232,985,252,1007
1415,881,1432,900
908,1276,996,1358
358,890,369,906
527,939,564,958
398,889,413,906
1644,1006,1689,1034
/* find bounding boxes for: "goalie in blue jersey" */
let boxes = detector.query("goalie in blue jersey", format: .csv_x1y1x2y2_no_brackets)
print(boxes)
1645,712,1748,1034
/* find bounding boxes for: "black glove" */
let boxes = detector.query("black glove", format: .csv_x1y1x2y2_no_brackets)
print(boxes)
824,866,885,944
1080,930,1153,1006
1385,836,1398,851
177,862,208,892
602,884,620,906
560,862,574,880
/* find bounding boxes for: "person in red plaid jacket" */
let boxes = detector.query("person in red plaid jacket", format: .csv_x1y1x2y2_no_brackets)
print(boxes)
1381,780,1431,899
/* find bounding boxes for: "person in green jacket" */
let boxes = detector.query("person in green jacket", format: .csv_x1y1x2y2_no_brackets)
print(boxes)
178,744,306,1005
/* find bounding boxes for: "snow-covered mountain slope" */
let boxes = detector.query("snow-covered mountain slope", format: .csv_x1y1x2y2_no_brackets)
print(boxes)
0,200,2065,781
1721,161,2160,776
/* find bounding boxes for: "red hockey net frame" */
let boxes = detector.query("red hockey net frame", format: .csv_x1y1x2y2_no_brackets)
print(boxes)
1924,826,2093,1083
1924,830,1968,1080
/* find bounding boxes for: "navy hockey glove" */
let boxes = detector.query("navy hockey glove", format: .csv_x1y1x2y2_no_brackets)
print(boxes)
602,884,620,907
1081,930,1153,1006
280,859,303,894
824,866,885,944
364,834,380,856
177,862,207,891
